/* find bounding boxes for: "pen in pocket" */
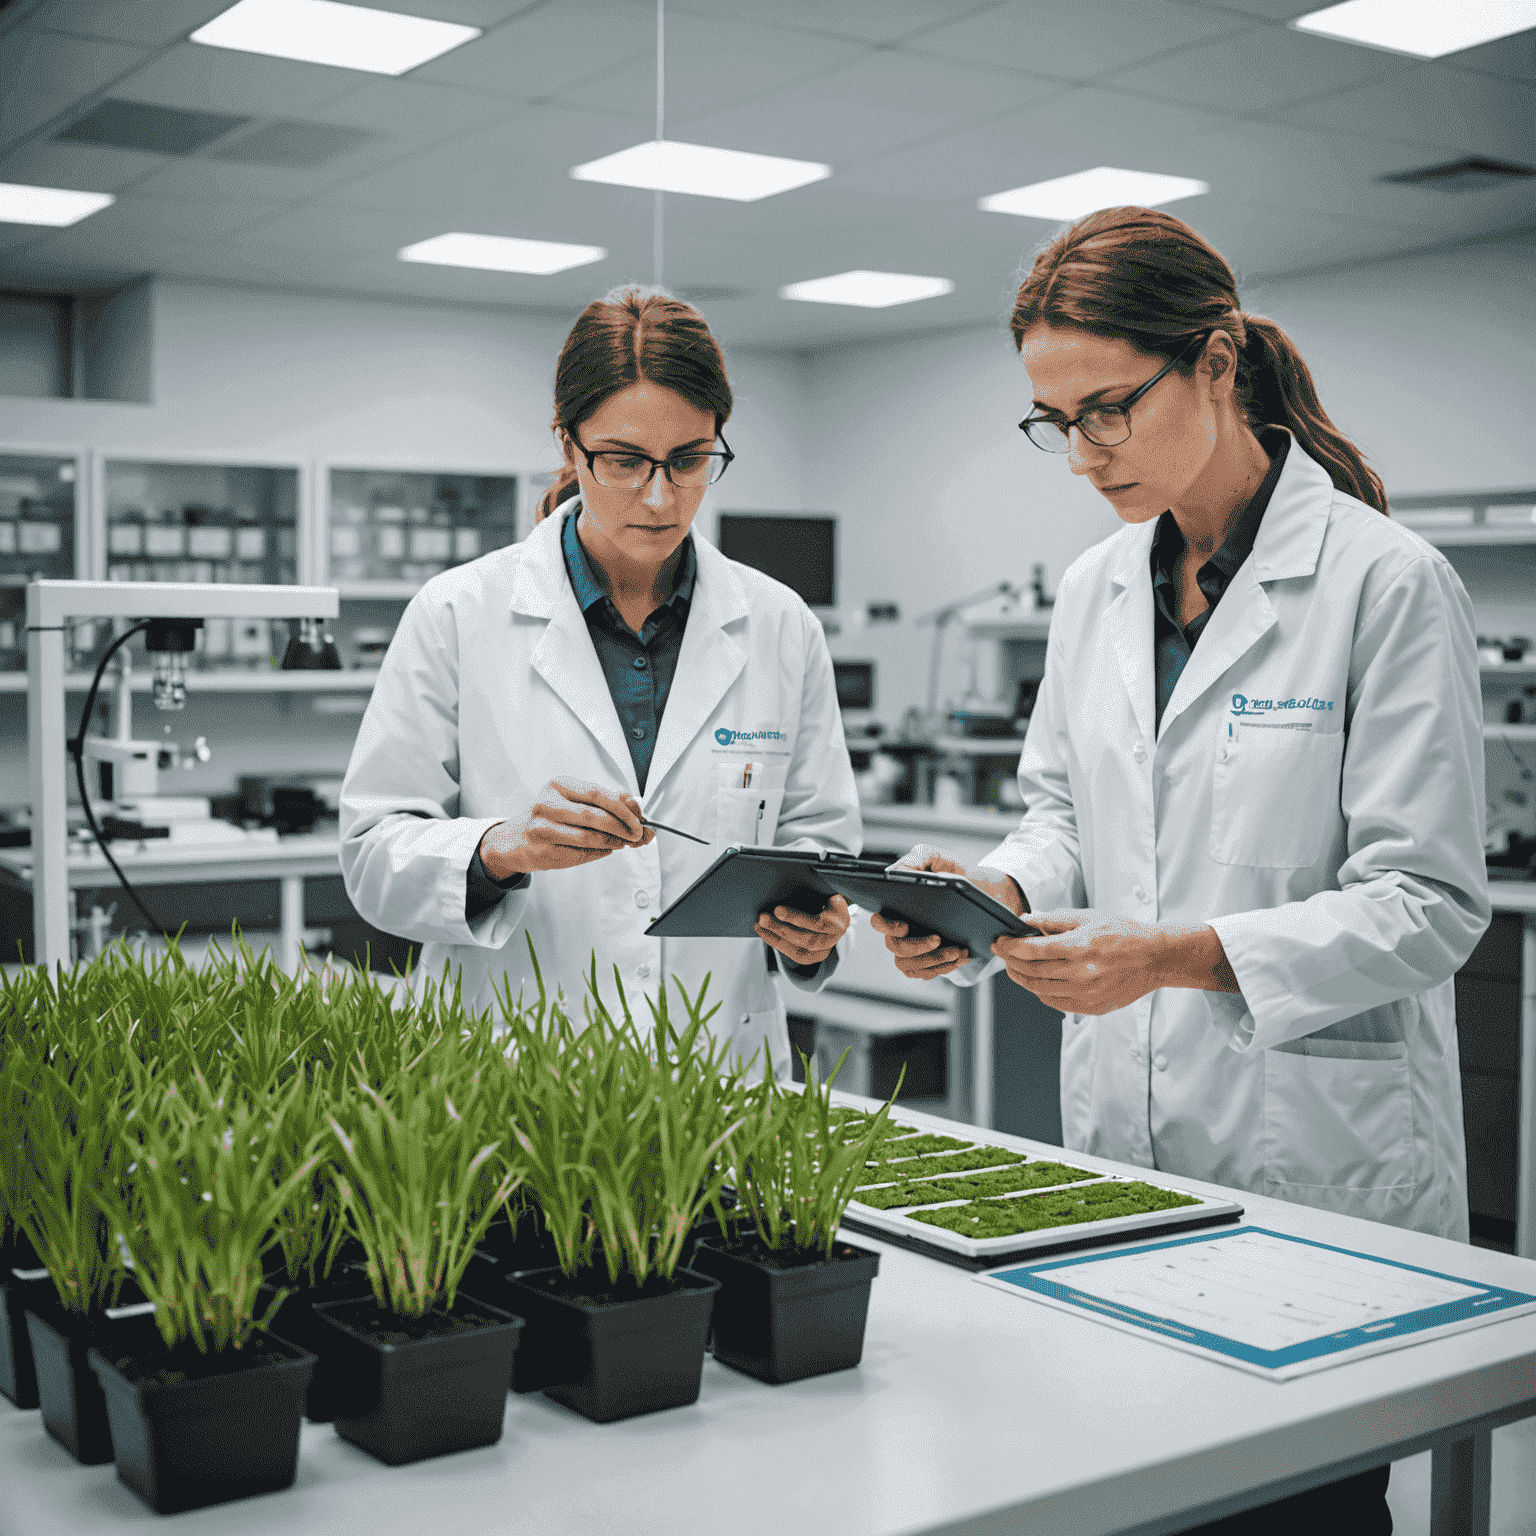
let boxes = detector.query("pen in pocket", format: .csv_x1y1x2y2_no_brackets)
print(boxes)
754,799,765,842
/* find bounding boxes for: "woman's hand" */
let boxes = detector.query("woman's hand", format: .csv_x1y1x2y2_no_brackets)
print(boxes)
991,911,1238,1014
756,895,851,972
868,844,1025,981
478,778,654,876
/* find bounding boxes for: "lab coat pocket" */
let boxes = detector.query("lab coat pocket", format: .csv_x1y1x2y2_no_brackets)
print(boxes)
1210,728,1345,869
715,761,787,846
1263,1039,1417,1196
733,1007,791,1081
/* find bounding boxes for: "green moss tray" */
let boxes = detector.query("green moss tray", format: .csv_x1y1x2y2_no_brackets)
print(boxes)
855,1146,1028,1189
852,1161,1099,1211
910,1181,1201,1239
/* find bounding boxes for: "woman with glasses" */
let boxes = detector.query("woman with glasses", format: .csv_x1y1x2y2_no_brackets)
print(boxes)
877,207,1489,1525
341,287,857,1068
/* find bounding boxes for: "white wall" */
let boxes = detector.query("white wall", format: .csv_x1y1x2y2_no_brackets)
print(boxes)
0,278,811,807
804,231,1536,726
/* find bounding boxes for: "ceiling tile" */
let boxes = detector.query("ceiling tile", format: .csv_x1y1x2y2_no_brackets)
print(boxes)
558,14,868,124
0,28,149,150
1101,18,1410,115
360,0,545,23
34,0,229,47
675,52,1063,163
837,86,1228,201
56,97,250,155
1269,64,1536,161
231,200,458,256
211,120,378,168
909,0,1255,82
131,142,411,202
1445,28,1536,84
314,77,515,140
0,137,166,192
112,41,370,117
412,0,657,99
1177,0,1315,19
668,0,987,46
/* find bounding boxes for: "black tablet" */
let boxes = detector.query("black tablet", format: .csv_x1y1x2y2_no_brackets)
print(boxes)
645,847,1038,958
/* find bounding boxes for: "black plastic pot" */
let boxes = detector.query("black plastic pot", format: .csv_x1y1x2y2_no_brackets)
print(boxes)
691,1235,880,1385
259,1265,373,1423
24,1287,157,1463
504,1266,719,1424
88,1331,315,1515
312,1294,523,1466
0,1240,48,1409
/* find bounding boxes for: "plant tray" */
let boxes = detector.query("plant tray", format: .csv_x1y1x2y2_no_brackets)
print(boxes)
839,1113,1242,1270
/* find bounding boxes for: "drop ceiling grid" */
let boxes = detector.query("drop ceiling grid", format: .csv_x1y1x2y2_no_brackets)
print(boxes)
0,0,1529,348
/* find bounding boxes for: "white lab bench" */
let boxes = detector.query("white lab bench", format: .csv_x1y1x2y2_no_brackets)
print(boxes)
1,1097,1532,1536
0,833,343,974
861,805,1536,1260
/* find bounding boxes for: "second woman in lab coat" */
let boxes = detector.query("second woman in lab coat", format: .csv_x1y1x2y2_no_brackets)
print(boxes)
340,287,858,1069
877,206,1489,1247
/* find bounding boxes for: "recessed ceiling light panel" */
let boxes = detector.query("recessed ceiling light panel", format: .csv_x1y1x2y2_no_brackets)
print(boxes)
1292,0,1536,59
780,271,954,309
0,182,115,227
191,0,480,76
398,232,606,275
979,167,1209,221
571,140,830,202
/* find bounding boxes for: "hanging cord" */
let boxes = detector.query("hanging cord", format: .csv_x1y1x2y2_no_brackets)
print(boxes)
68,621,163,934
653,0,665,287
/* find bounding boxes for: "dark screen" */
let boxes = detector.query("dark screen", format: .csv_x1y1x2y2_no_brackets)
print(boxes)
834,661,874,710
717,513,835,607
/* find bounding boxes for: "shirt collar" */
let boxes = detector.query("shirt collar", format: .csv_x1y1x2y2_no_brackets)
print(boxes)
1152,429,1290,593
560,502,697,617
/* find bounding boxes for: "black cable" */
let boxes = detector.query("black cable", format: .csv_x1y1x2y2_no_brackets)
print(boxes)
68,621,162,934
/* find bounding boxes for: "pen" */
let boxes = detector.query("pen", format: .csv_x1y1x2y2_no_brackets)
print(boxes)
754,799,765,842
639,817,710,846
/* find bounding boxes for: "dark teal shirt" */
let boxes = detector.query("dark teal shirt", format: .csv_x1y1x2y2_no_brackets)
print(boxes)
465,506,697,922
1151,431,1288,733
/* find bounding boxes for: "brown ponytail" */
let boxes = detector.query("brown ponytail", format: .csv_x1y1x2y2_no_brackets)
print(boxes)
535,285,733,522
1011,207,1387,513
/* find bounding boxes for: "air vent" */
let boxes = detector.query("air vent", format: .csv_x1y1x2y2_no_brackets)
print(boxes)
1380,156,1535,192
674,286,747,304
209,121,377,168
56,99,250,156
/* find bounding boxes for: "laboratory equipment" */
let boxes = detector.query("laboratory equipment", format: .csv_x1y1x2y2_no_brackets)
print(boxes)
717,512,836,608
26,579,340,967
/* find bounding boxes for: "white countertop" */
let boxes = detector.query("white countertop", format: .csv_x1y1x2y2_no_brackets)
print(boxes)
5,1099,1534,1536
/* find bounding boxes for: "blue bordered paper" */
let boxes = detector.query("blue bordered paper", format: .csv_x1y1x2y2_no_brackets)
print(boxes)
977,1225,1536,1380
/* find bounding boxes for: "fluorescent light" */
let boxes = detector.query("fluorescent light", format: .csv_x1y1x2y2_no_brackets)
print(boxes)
780,271,954,309
571,140,830,202
398,232,606,275
0,182,114,226
1292,0,1536,58
980,167,1209,221
191,0,479,76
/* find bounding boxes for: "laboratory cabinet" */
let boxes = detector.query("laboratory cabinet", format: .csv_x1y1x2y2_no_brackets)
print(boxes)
321,464,529,598
0,446,87,672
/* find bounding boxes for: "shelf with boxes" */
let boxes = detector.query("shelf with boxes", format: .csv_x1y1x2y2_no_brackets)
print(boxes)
0,447,88,674
321,464,535,597
1391,488,1536,547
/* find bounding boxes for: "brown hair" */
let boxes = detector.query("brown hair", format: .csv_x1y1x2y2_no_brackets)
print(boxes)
536,285,733,521
1010,207,1387,513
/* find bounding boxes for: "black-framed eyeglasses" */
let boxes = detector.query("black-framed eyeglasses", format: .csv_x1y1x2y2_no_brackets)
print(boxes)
1019,332,1211,453
569,430,734,490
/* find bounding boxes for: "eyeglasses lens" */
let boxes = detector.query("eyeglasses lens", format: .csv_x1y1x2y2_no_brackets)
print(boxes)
1024,420,1071,453
590,453,725,489
1078,409,1131,447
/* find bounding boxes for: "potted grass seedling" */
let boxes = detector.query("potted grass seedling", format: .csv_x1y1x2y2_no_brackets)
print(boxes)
88,1067,324,1516
0,974,47,1410
19,1050,150,1464
502,968,743,1423
310,1051,524,1466
690,1051,897,1385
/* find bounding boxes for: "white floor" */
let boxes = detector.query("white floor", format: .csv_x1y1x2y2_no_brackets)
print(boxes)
1388,1419,1536,1535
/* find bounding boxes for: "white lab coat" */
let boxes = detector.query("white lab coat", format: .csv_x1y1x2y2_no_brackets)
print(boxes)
968,439,1489,1240
339,505,860,1071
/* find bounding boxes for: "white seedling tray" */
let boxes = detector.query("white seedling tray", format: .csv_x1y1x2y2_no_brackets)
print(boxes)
841,1114,1243,1267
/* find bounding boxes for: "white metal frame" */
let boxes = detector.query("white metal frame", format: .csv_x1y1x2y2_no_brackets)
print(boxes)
316,458,533,599
90,448,314,584
26,579,339,969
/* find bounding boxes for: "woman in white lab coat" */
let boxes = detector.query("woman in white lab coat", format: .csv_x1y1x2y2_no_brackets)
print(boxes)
340,287,858,1069
878,207,1489,1244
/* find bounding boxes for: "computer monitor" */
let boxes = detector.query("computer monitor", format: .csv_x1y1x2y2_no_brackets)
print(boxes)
717,512,836,609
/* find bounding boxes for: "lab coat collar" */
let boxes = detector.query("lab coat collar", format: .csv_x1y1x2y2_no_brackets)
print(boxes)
643,532,749,798
1249,435,1333,582
516,504,638,790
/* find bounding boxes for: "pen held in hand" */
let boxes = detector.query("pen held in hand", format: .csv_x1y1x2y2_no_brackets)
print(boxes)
639,817,710,846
